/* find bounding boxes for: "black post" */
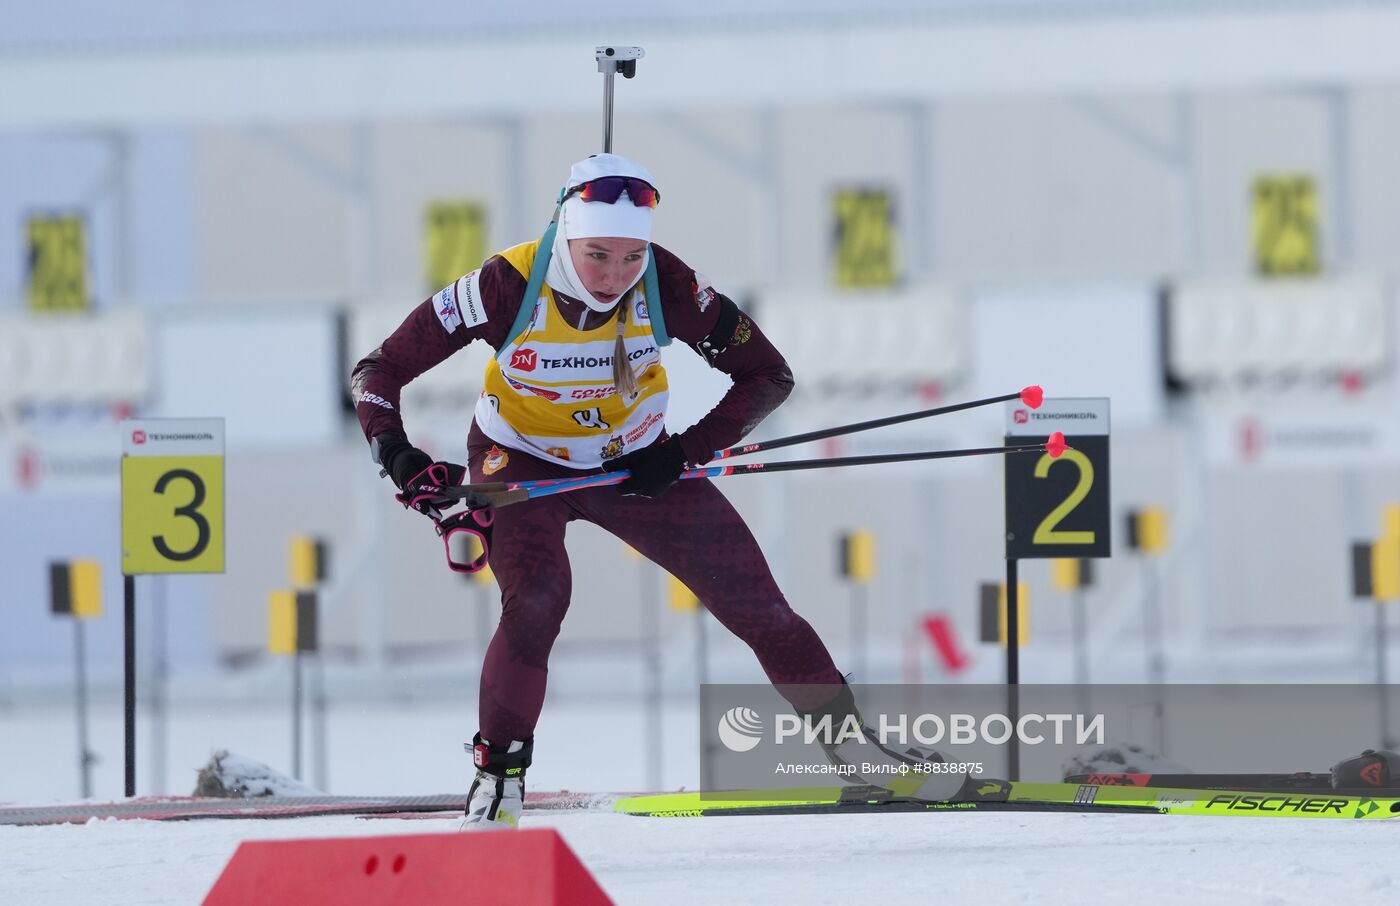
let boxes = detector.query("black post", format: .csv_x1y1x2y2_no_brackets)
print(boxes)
124,573,136,798
1006,557,1020,781
73,618,93,799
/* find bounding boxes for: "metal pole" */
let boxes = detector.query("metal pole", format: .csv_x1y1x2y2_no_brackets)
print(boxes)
601,68,616,153
696,607,713,790
641,562,662,791
1175,93,1200,269
1072,586,1092,720
695,608,709,688
851,584,868,682
1325,87,1352,271
595,46,642,155
292,650,303,780
74,618,93,799
1072,587,1090,686
1006,558,1020,781
124,574,136,797
1378,602,1394,749
312,649,328,791
1143,559,1167,753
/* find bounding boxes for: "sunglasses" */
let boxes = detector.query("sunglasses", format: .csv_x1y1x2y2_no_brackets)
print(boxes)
561,176,660,209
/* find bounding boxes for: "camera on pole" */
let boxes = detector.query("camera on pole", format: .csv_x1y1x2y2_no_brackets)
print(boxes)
595,45,644,153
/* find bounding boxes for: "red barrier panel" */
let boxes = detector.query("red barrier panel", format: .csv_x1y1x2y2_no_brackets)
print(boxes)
202,829,612,905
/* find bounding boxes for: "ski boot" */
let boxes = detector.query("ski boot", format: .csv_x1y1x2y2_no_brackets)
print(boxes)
1332,749,1400,789
808,683,971,802
462,733,532,829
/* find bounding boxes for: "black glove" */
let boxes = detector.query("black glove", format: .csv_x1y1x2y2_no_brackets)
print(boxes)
601,437,689,498
371,433,466,518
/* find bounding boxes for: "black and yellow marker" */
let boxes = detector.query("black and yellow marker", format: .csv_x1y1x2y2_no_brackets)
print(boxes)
839,530,876,583
268,590,319,655
979,582,1030,646
1050,558,1095,592
1353,539,1400,601
50,559,101,797
839,530,877,680
50,560,103,619
288,536,328,589
269,588,319,781
1126,507,1169,555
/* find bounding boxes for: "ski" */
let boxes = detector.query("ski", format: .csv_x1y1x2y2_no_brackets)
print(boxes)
1065,772,1336,791
615,780,1400,820
0,791,615,827
1064,750,1400,793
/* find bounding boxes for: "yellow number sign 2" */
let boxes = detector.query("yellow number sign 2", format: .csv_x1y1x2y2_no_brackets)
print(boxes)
1032,448,1096,546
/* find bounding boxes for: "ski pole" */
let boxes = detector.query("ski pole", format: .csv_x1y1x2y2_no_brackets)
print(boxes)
492,384,1048,496
713,384,1044,460
441,434,1067,512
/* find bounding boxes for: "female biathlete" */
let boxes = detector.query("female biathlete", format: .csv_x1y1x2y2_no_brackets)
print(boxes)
352,153,959,827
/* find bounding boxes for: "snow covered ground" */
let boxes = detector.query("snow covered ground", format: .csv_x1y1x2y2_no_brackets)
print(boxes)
3,806,1398,904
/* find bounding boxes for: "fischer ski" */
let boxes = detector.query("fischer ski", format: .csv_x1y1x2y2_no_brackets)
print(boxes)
1066,772,1335,790
1065,749,1400,794
615,780,1400,820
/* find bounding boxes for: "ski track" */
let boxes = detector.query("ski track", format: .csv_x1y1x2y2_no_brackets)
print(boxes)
1,810,1396,905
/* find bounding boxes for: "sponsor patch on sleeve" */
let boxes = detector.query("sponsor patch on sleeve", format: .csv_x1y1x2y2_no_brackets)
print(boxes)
456,270,489,329
433,283,464,333
432,270,488,334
